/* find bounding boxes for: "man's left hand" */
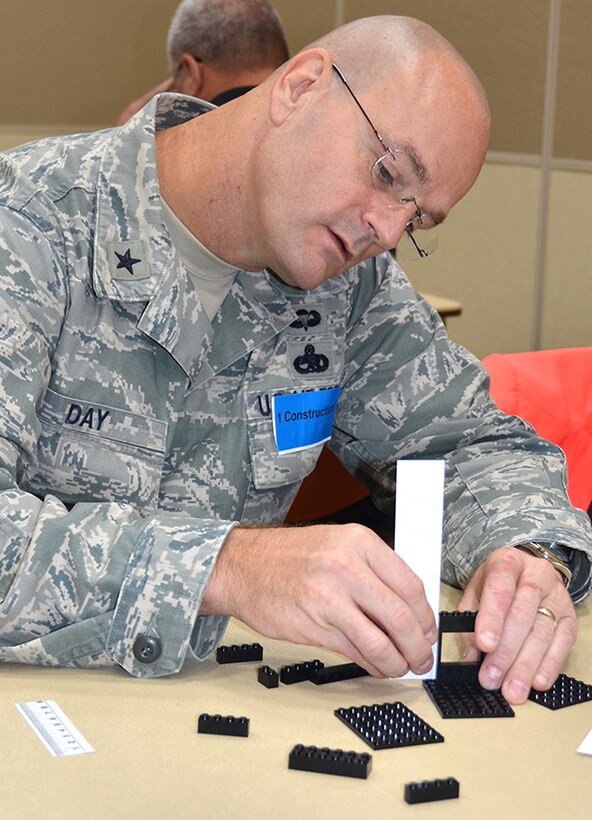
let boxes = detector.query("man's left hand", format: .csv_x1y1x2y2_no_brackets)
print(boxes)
457,546,577,704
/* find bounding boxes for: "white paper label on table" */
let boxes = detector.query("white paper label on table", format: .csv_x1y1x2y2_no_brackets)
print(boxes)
393,459,445,680
577,727,592,755
16,699,94,757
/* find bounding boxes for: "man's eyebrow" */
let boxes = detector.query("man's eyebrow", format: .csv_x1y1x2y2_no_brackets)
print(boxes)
402,142,431,187
399,142,446,225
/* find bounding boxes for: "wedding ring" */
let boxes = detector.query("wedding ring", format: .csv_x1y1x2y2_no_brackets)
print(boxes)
537,606,558,628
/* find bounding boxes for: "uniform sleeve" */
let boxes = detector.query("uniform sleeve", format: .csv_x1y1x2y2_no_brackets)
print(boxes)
331,255,592,602
0,201,233,677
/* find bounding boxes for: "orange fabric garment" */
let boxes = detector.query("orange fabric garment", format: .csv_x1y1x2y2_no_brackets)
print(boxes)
482,348,592,511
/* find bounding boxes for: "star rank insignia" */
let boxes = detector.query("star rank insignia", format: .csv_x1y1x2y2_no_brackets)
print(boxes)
115,248,142,274
107,240,149,281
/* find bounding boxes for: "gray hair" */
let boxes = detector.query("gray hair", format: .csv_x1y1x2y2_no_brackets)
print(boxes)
167,0,289,72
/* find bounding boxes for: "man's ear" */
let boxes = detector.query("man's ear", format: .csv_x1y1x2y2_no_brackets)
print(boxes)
174,53,204,96
269,49,332,125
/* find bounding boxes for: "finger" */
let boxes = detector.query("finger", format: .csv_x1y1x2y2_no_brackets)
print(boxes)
495,609,558,703
324,603,414,678
346,564,436,675
531,611,578,691
351,587,434,676
316,625,386,678
471,550,523,654
366,545,438,642
481,589,549,688
477,563,569,690
499,610,576,703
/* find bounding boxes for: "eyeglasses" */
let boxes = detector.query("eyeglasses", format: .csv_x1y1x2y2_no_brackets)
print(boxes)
332,64,438,260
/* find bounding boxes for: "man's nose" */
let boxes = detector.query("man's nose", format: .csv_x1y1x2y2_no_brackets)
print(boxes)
364,199,411,251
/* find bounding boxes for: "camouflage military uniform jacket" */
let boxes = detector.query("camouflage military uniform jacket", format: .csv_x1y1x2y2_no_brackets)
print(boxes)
0,95,590,677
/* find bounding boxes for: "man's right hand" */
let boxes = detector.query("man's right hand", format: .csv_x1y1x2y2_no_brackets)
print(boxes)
201,523,437,677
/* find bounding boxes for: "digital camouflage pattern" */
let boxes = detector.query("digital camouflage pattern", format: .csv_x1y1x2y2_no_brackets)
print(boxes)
0,94,590,677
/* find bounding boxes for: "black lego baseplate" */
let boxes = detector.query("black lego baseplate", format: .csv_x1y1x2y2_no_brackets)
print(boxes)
528,673,592,710
334,701,444,750
423,680,515,719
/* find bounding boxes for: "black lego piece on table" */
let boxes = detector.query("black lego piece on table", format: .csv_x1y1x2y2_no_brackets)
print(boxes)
334,702,444,750
288,744,372,779
435,610,483,685
404,777,460,804
257,665,279,689
311,662,370,685
197,713,249,737
216,642,263,664
528,673,592,710
423,680,515,719
422,609,515,718
280,659,324,684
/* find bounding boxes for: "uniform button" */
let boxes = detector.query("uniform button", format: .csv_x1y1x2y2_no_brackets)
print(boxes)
133,635,162,663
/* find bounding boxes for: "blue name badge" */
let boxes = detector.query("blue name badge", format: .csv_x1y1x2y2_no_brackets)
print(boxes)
272,387,342,454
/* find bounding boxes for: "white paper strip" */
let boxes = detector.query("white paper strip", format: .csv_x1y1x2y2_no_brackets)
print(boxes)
393,459,445,680
16,700,94,757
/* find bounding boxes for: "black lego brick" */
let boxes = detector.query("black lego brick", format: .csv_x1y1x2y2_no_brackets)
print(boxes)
423,680,514,718
334,701,444,750
257,665,279,688
435,610,483,684
439,610,477,632
436,660,483,685
288,744,372,779
404,777,460,804
280,659,324,684
528,673,592,710
216,642,263,664
197,713,249,737
311,662,369,685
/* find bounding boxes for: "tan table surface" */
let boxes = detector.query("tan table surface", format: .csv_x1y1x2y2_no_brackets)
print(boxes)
1,584,591,820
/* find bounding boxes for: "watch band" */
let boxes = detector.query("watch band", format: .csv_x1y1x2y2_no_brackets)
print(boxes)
515,541,572,589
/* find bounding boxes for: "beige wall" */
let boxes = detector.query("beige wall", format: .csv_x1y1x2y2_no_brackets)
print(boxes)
0,1,590,357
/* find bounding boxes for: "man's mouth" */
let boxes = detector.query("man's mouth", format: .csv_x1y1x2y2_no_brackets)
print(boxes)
329,229,352,262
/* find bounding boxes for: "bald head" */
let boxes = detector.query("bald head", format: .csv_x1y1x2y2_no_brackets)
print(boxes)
299,15,491,208
304,15,488,104
157,15,491,286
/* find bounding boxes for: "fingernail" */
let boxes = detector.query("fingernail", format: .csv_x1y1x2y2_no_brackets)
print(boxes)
506,679,528,702
426,628,438,644
534,672,549,690
483,665,502,688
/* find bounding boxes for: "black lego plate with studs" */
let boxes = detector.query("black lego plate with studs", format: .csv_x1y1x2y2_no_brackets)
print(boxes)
423,680,515,719
334,701,444,750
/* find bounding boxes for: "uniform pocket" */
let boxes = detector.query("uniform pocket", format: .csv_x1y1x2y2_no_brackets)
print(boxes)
244,388,328,490
26,388,167,510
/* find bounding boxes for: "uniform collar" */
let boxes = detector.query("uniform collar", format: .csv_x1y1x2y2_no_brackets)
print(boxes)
91,93,217,382
89,92,348,385
91,92,213,305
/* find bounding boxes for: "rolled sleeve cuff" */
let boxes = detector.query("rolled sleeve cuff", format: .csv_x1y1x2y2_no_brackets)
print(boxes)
106,515,237,677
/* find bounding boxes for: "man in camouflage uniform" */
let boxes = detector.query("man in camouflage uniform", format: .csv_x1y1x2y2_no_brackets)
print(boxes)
115,0,290,125
0,16,590,705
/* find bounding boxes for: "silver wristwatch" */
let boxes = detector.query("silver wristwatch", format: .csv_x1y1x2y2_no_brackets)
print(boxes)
515,541,572,589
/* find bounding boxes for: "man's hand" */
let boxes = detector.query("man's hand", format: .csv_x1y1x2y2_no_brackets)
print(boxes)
201,523,437,678
458,546,577,704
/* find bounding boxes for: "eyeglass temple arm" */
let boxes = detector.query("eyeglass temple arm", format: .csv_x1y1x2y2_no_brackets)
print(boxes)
331,64,387,148
405,228,429,258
